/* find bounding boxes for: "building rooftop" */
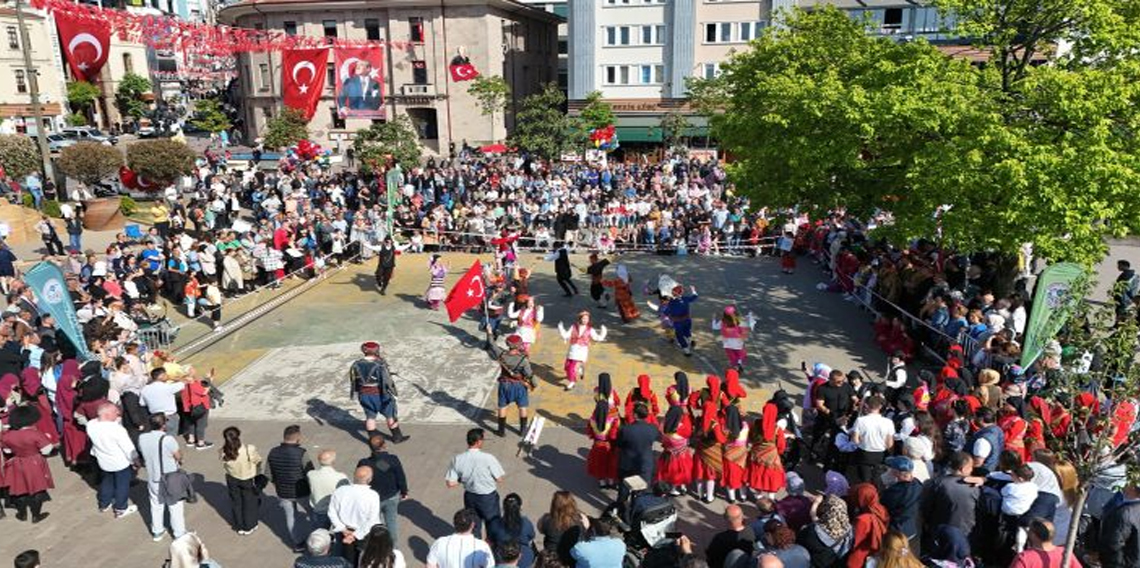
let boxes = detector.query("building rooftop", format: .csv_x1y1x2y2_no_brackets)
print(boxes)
217,0,562,24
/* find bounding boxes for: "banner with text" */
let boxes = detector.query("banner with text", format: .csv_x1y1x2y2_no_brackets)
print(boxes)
1021,262,1085,368
25,262,93,360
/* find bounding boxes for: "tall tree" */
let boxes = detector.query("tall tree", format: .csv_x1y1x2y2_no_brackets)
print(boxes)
115,72,152,124
509,82,572,160
353,115,422,174
657,112,692,153
66,81,100,124
262,108,310,150
575,91,616,147
699,6,1140,266
467,75,511,141
191,99,232,135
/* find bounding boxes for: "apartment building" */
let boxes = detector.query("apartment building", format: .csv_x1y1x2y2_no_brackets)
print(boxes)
0,6,66,135
517,0,568,92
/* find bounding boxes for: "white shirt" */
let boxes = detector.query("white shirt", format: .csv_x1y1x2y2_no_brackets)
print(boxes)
328,483,381,534
86,418,138,472
1028,461,1063,500
139,381,185,415
1001,480,1039,516
426,533,493,568
852,413,896,453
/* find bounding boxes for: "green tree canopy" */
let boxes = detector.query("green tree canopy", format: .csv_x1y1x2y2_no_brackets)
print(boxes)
353,115,422,174
574,91,616,147
126,139,196,187
262,108,310,150
700,6,1140,266
657,112,692,153
509,82,571,160
0,135,40,179
58,142,123,187
191,99,232,134
468,75,511,141
67,81,101,110
115,72,151,121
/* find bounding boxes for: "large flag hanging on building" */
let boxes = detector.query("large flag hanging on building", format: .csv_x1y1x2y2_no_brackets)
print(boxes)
1021,262,1085,367
55,12,111,82
282,48,328,120
449,54,479,82
334,47,385,119
24,261,93,360
444,261,486,323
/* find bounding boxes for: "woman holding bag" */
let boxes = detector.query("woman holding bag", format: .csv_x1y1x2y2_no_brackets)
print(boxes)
220,426,262,535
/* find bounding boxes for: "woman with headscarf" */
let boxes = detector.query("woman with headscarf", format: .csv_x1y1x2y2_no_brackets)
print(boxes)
507,294,544,354
54,360,87,467
720,404,749,503
797,494,853,568
557,311,607,391
723,369,747,407
585,398,620,489
691,375,726,418
602,264,640,323
998,402,1029,463
424,254,448,310
848,482,890,568
712,306,757,371
692,400,727,504
624,374,660,425
748,398,787,500
0,405,54,523
18,368,58,447
655,405,693,495
1025,396,1050,457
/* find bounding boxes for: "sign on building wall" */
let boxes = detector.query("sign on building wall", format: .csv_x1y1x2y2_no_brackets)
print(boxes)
334,47,385,119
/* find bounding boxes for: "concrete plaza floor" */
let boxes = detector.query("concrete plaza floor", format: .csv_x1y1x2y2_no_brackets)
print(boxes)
0,251,902,567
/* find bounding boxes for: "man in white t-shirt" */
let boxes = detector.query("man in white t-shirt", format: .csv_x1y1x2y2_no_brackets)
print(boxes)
850,395,896,484
426,508,493,568
86,403,139,518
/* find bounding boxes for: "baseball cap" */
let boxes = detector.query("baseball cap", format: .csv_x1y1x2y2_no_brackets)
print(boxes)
885,456,914,473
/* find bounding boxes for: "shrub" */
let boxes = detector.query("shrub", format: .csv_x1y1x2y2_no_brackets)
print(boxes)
58,142,123,186
0,134,41,179
119,195,138,216
22,194,62,218
126,139,196,187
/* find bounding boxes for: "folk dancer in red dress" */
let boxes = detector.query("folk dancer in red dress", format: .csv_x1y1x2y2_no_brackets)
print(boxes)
586,397,620,490
692,401,727,504
507,295,544,355
1,406,54,522
747,399,788,500
624,374,660,426
723,369,747,408
656,405,693,496
593,373,622,418
557,311,608,391
712,307,757,371
999,402,1029,463
720,405,750,504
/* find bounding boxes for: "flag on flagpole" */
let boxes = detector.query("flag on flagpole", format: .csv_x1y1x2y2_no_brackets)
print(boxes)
444,261,486,322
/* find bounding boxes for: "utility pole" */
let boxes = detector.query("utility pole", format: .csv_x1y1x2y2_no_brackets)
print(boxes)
14,0,55,179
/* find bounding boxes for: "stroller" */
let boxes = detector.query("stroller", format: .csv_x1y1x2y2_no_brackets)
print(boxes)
603,476,679,568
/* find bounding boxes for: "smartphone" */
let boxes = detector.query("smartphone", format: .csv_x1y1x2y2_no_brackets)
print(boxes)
666,531,683,540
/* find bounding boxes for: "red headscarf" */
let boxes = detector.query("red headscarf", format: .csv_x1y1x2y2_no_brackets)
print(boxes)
701,400,719,433
760,401,779,443
1028,396,1052,423
0,373,18,400
724,369,746,400
851,483,889,554
705,375,722,405
637,374,652,399
20,367,42,395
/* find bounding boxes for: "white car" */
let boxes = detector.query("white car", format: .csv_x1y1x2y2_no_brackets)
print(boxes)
60,126,118,146
46,133,76,153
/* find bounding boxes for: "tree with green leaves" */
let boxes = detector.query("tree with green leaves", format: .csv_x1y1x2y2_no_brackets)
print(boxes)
657,112,692,153
352,115,422,174
697,6,1140,266
58,142,123,187
191,99,232,135
262,108,310,150
467,75,511,141
126,139,196,187
509,82,572,160
67,81,101,123
65,114,87,127
115,72,152,124
574,91,616,148
0,135,41,179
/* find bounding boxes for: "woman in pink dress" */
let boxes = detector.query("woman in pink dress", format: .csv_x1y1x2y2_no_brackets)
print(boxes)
656,406,693,495
1,406,54,522
557,311,607,390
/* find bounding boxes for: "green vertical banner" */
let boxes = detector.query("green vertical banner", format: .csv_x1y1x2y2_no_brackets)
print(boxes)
24,261,92,360
1021,262,1085,367
384,164,403,237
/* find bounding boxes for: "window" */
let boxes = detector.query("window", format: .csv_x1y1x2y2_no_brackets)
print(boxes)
557,39,567,55
703,63,719,79
640,65,651,84
720,22,732,42
6,26,17,50
283,21,297,36
604,26,633,46
365,19,380,41
619,66,630,85
640,25,664,45
883,8,903,29
409,17,424,43
620,26,630,45
15,69,26,93
654,64,664,84
739,22,753,42
122,53,133,74
412,60,428,84
603,65,632,85
639,64,664,84
326,62,336,91
258,63,270,91
704,23,717,43
323,20,337,38
330,107,345,129
606,26,616,46
605,65,617,84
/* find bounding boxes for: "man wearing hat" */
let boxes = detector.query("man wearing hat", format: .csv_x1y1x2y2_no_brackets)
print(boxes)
349,341,408,443
880,455,922,544
487,334,534,437
373,237,398,295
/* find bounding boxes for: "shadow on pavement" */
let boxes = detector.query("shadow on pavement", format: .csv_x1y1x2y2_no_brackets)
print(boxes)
305,398,369,445
401,499,452,562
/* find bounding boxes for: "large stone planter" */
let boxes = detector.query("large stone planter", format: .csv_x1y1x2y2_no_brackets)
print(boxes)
83,197,125,231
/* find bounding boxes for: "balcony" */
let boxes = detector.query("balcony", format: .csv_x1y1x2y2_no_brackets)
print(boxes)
400,84,436,97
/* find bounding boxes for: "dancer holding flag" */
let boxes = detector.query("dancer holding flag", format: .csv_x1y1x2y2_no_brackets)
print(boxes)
444,260,487,323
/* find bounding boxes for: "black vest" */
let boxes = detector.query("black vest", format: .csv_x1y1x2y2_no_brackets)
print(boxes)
266,443,309,498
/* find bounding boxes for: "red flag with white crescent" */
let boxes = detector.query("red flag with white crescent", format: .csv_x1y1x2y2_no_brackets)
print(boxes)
449,62,479,82
444,260,486,323
55,12,111,82
281,48,328,120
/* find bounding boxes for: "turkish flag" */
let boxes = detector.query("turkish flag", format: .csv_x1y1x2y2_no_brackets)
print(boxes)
282,48,328,120
450,62,480,82
119,165,158,192
55,12,111,82
444,260,486,323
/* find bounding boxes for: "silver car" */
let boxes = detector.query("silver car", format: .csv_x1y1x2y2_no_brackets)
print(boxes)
46,133,76,153
60,126,118,146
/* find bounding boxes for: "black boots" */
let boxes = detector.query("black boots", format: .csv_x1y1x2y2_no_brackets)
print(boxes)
519,417,528,436
390,427,409,444
497,417,507,437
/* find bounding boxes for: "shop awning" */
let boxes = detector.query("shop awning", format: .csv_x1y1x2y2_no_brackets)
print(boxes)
614,125,710,144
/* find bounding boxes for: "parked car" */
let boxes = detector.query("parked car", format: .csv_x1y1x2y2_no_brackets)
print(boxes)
60,126,118,146
46,133,76,153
